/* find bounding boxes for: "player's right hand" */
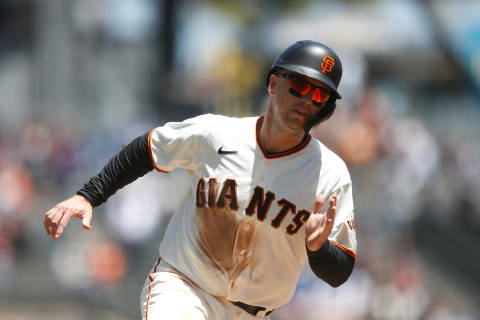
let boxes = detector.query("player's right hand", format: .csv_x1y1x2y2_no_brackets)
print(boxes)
305,193,337,251
43,194,93,240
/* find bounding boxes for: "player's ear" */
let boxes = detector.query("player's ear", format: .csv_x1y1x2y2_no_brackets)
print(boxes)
268,74,280,96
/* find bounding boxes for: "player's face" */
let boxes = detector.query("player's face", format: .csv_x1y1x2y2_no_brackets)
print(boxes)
269,72,331,132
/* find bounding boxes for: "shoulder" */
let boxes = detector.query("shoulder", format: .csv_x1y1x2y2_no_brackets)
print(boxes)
181,114,257,127
185,113,227,123
185,114,258,134
155,114,236,134
310,137,351,184
308,138,344,164
153,114,259,148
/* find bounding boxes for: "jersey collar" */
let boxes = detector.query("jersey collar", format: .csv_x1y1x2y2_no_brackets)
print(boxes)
255,116,312,159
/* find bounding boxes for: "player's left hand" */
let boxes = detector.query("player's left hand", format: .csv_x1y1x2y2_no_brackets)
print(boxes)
305,194,337,251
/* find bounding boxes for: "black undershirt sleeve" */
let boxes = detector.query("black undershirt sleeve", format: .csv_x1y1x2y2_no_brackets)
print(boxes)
77,132,154,207
307,239,355,287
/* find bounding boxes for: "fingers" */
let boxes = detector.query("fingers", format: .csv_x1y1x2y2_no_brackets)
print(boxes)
314,194,337,214
314,194,326,213
326,194,337,224
55,212,73,239
44,205,87,240
44,195,94,240
49,209,65,238
82,215,91,230
44,208,57,237
327,194,337,216
306,194,338,251
44,207,62,239
44,206,68,240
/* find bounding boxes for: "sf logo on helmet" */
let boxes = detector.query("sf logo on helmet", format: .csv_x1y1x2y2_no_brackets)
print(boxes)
321,55,335,74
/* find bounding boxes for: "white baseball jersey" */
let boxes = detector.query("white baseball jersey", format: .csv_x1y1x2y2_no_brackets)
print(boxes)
148,114,356,310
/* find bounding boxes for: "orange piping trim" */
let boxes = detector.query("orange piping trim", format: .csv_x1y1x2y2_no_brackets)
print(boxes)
331,241,357,259
145,258,162,320
255,116,311,159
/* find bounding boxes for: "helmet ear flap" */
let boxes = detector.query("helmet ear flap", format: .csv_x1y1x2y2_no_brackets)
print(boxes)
303,98,337,134
314,98,337,125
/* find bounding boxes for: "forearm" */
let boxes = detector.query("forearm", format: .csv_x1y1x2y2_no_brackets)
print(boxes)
77,132,154,207
307,239,355,287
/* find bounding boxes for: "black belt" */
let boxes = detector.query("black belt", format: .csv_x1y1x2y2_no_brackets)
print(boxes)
232,301,274,317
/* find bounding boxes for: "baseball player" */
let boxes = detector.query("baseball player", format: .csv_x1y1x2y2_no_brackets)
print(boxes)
44,40,357,319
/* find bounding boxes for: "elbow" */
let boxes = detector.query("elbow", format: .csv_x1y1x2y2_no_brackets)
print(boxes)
308,242,356,288
319,261,355,288
326,277,348,288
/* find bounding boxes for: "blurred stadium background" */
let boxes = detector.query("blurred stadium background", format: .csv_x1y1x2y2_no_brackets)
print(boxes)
1,0,479,319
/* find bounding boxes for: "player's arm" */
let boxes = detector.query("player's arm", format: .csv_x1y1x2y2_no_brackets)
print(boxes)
305,186,356,287
44,132,154,240
45,115,210,240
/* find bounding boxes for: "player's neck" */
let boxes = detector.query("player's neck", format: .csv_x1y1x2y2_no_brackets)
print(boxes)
260,109,306,154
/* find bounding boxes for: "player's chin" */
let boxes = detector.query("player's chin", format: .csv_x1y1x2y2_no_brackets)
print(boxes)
285,112,306,125
284,120,306,132
290,112,317,131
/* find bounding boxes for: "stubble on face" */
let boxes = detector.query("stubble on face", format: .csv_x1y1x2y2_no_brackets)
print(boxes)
267,73,325,138
274,97,318,134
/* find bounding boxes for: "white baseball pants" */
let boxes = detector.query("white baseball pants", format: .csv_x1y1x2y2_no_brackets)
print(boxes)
140,259,269,320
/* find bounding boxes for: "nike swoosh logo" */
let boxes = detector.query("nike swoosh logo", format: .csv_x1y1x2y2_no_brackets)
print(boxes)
218,146,238,155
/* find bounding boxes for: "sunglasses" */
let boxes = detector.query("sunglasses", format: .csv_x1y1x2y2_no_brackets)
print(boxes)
278,73,331,106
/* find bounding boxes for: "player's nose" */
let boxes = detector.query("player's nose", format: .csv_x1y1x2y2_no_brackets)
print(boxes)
298,94,316,110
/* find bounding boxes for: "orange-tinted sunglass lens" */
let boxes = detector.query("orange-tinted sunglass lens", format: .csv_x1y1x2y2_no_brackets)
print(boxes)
312,88,330,103
289,78,311,95
283,73,331,105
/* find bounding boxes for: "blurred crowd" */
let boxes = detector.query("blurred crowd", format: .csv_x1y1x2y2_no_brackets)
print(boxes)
1,0,480,319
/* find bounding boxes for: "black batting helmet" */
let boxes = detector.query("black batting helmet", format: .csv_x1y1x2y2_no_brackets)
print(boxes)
266,40,343,126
